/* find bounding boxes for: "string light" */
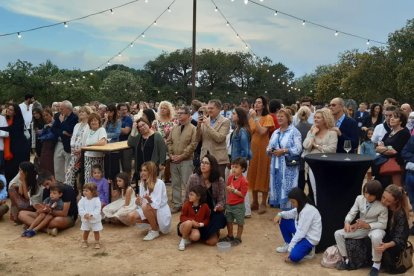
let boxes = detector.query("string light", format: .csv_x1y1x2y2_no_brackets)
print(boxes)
0,0,143,38
366,40,370,45
244,0,248,5
153,21,157,26
93,0,177,70
64,22,68,28
17,32,22,38
110,9,114,15
274,10,278,16
244,0,387,46
168,7,171,12
335,31,338,36
215,6,218,12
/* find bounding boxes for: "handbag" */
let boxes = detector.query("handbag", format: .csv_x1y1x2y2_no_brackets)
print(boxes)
383,241,413,274
320,245,342,268
379,157,402,175
345,237,372,269
285,155,300,166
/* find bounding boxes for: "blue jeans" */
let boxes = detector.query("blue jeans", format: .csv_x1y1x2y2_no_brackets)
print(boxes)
279,218,314,262
405,171,414,207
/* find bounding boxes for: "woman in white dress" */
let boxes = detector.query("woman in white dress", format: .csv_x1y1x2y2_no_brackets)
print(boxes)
128,161,171,241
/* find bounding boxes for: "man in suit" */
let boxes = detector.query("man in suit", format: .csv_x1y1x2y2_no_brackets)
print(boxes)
329,98,359,153
197,99,230,179
355,102,370,142
167,106,198,213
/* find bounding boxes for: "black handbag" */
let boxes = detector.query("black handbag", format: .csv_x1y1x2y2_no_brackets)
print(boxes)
285,155,300,166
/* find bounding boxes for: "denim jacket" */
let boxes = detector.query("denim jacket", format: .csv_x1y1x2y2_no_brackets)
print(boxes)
105,120,122,143
230,127,252,160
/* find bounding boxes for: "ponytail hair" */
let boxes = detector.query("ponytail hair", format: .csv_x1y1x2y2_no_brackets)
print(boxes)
384,184,410,224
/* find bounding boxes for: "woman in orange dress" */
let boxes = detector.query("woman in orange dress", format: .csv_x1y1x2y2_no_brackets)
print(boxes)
247,96,275,214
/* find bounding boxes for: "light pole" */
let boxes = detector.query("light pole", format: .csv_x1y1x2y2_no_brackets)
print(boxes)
191,0,197,100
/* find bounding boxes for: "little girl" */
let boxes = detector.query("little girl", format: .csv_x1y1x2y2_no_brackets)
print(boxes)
177,185,210,251
360,128,376,180
78,183,103,249
89,164,109,207
274,187,322,263
334,180,388,272
102,172,136,225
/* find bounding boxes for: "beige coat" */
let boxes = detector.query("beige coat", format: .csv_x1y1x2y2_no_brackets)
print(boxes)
344,195,388,230
196,115,230,165
166,122,198,161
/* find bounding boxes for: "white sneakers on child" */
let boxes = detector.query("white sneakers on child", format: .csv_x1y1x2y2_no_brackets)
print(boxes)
178,238,191,251
276,243,289,253
303,247,315,259
143,230,160,241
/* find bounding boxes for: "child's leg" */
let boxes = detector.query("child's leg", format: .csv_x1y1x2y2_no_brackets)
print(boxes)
179,220,193,239
334,228,369,258
83,231,90,241
368,229,386,264
289,238,314,263
28,213,46,229
33,214,54,232
93,231,100,242
189,229,200,241
226,222,234,237
236,224,244,240
279,218,296,244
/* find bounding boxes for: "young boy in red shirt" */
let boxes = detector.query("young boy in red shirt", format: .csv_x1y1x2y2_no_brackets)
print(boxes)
220,157,248,246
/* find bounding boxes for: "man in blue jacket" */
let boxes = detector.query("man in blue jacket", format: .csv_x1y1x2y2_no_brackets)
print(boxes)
51,100,78,182
329,98,359,153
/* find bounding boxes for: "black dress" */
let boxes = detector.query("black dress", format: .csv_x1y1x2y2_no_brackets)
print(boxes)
199,185,227,241
0,116,30,184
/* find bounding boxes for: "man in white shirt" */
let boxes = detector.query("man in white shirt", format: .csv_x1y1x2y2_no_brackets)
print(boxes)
220,103,233,120
0,113,9,170
19,94,34,131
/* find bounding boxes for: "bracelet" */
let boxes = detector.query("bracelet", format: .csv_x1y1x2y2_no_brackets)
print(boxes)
309,134,315,138
232,188,237,194
277,212,283,217
254,117,259,122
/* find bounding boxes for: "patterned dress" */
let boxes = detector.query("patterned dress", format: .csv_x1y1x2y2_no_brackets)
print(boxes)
268,124,302,209
65,123,89,187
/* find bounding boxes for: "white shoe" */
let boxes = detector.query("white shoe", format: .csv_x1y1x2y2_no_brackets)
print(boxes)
184,238,191,246
303,247,315,259
143,230,160,241
178,238,186,251
276,243,289,253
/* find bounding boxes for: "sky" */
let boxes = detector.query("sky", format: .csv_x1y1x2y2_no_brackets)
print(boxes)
0,0,413,78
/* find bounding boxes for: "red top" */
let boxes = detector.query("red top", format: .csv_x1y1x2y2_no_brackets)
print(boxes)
269,113,280,136
226,174,248,205
180,201,210,226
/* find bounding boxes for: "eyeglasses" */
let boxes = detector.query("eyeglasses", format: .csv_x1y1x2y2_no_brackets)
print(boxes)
137,124,147,129
200,161,210,165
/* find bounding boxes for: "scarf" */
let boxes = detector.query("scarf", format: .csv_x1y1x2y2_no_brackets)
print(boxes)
4,117,13,160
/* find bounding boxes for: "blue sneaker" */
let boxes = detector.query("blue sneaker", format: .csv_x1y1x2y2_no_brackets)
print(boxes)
21,230,29,237
25,229,36,238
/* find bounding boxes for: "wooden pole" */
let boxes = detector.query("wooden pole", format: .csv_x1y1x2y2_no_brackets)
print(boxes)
191,0,197,100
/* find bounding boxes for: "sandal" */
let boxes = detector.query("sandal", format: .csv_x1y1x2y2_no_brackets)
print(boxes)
94,242,101,249
231,238,242,246
81,241,88,248
219,236,234,242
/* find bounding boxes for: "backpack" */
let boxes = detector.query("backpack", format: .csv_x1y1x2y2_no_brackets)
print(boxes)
321,245,342,268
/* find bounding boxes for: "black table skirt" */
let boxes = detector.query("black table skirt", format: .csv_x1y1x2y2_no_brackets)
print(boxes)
304,153,374,252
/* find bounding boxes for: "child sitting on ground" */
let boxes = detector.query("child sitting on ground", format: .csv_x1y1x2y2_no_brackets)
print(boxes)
0,175,9,219
22,185,64,237
78,182,103,249
177,185,210,251
220,157,249,246
274,187,322,262
89,164,109,207
334,180,388,275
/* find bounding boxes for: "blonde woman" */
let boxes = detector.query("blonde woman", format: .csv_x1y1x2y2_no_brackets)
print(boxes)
154,101,177,183
65,106,92,188
303,108,338,204
128,161,171,241
295,106,312,191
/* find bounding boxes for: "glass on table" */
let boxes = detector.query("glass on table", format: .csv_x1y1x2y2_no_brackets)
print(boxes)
343,140,352,160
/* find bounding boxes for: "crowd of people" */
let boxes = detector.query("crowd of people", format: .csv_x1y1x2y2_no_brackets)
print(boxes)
0,94,413,275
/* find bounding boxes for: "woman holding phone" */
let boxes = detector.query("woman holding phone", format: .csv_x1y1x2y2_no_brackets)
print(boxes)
247,96,275,214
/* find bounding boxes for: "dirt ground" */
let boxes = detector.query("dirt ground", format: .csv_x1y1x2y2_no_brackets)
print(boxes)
1,189,413,276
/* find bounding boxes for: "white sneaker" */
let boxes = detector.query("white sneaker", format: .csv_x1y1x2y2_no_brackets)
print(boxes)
276,243,289,253
184,238,191,246
143,230,160,241
303,247,315,259
178,238,186,251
